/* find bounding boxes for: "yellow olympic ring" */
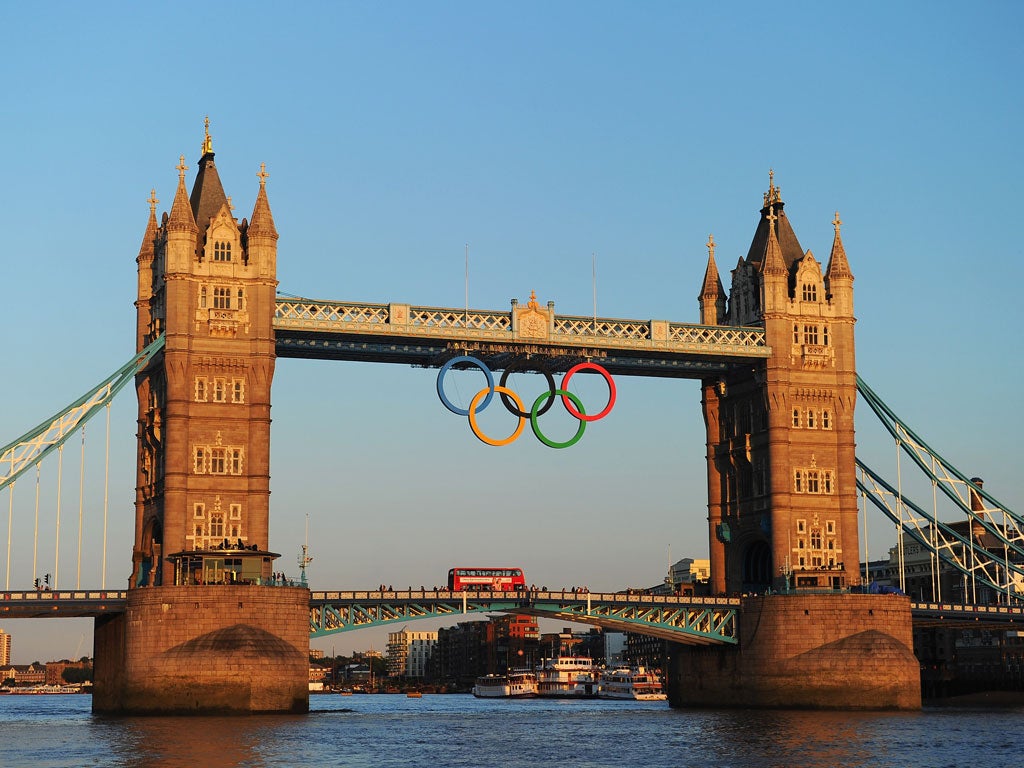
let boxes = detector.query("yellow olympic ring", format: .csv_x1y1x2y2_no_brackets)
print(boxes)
467,385,526,446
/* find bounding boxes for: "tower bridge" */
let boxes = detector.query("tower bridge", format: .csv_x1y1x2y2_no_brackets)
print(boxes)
10,125,1021,713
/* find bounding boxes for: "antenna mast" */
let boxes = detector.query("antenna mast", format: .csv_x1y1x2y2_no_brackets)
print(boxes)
298,513,313,586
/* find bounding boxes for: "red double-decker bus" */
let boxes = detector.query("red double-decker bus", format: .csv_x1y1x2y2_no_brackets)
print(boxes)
448,567,526,591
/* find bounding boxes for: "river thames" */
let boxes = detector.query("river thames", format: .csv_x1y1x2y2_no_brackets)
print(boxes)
0,693,1020,767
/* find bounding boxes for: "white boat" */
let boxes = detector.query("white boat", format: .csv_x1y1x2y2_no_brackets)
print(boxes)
536,656,598,698
472,671,538,698
598,666,667,701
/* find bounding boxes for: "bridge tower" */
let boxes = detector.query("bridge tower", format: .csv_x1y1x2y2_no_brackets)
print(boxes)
132,121,279,587
698,173,858,595
93,123,308,714
670,177,918,710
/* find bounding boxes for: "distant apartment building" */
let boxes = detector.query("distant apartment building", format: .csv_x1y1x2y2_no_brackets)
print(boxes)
386,627,437,678
0,629,10,666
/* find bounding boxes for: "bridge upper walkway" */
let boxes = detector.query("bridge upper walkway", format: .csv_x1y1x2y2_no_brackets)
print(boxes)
273,296,769,377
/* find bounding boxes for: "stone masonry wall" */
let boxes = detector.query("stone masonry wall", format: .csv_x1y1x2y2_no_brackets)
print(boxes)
667,594,921,710
93,585,309,714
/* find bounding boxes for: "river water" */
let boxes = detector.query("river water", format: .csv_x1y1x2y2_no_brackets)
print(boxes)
0,693,1020,767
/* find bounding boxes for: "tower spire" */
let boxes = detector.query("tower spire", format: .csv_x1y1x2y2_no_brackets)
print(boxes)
202,116,213,156
699,234,727,324
167,156,198,234
825,211,853,281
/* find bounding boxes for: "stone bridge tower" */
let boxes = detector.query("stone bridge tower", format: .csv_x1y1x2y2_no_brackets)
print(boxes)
93,123,308,715
133,121,279,588
698,174,858,595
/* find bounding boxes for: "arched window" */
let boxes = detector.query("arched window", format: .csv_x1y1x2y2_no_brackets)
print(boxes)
214,241,232,262
802,284,817,302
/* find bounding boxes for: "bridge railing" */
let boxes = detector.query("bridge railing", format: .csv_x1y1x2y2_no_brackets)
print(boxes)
309,589,741,607
274,297,769,357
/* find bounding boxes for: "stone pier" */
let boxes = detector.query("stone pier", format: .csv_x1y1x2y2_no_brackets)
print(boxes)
93,586,309,714
666,594,921,709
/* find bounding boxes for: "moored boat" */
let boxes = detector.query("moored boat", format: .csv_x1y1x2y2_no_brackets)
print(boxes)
536,656,598,698
598,666,667,701
472,671,538,698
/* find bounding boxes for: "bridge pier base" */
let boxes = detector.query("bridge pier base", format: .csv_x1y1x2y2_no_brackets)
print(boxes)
667,594,921,710
92,585,310,715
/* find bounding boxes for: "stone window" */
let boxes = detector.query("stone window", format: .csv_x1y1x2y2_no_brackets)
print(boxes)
802,283,817,302
210,513,224,538
236,288,245,310
194,503,205,519
210,448,227,475
826,520,836,535
213,286,231,309
802,324,819,345
810,529,822,549
806,410,816,429
823,325,830,346
199,286,207,308
823,471,834,494
821,410,832,429
792,408,801,427
794,470,803,493
793,323,800,344
194,377,207,402
797,519,806,533
194,447,206,474
229,503,242,520
214,241,232,262
213,378,226,403
806,470,820,494
231,378,245,403
230,449,243,475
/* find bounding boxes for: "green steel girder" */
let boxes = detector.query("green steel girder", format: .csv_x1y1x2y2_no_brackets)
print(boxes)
309,591,739,645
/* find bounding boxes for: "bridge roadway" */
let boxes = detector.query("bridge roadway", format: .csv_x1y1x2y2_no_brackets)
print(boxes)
3,589,1023,640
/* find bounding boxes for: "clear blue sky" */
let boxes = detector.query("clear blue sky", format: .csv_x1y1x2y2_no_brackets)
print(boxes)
1,2,1021,663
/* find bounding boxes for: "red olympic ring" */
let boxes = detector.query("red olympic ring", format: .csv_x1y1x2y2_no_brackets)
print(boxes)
561,362,616,421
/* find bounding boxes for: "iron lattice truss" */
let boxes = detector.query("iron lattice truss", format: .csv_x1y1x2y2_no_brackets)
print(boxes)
0,336,165,492
274,297,768,377
309,590,739,645
856,376,1024,601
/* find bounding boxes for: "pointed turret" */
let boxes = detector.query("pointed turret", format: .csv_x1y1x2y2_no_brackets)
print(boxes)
247,163,279,279
698,234,727,324
166,156,198,235
825,211,854,315
759,205,789,313
166,156,198,275
136,189,160,349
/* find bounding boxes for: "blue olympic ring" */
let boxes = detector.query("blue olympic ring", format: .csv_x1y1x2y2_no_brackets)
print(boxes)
436,355,616,448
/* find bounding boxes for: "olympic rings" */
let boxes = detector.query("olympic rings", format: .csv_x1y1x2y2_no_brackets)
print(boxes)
436,355,616,448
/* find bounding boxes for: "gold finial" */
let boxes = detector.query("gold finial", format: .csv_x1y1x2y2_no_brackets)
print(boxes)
832,211,842,234
527,290,540,309
202,116,213,155
147,189,159,214
766,205,777,227
176,155,188,181
257,162,269,187
706,234,716,259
